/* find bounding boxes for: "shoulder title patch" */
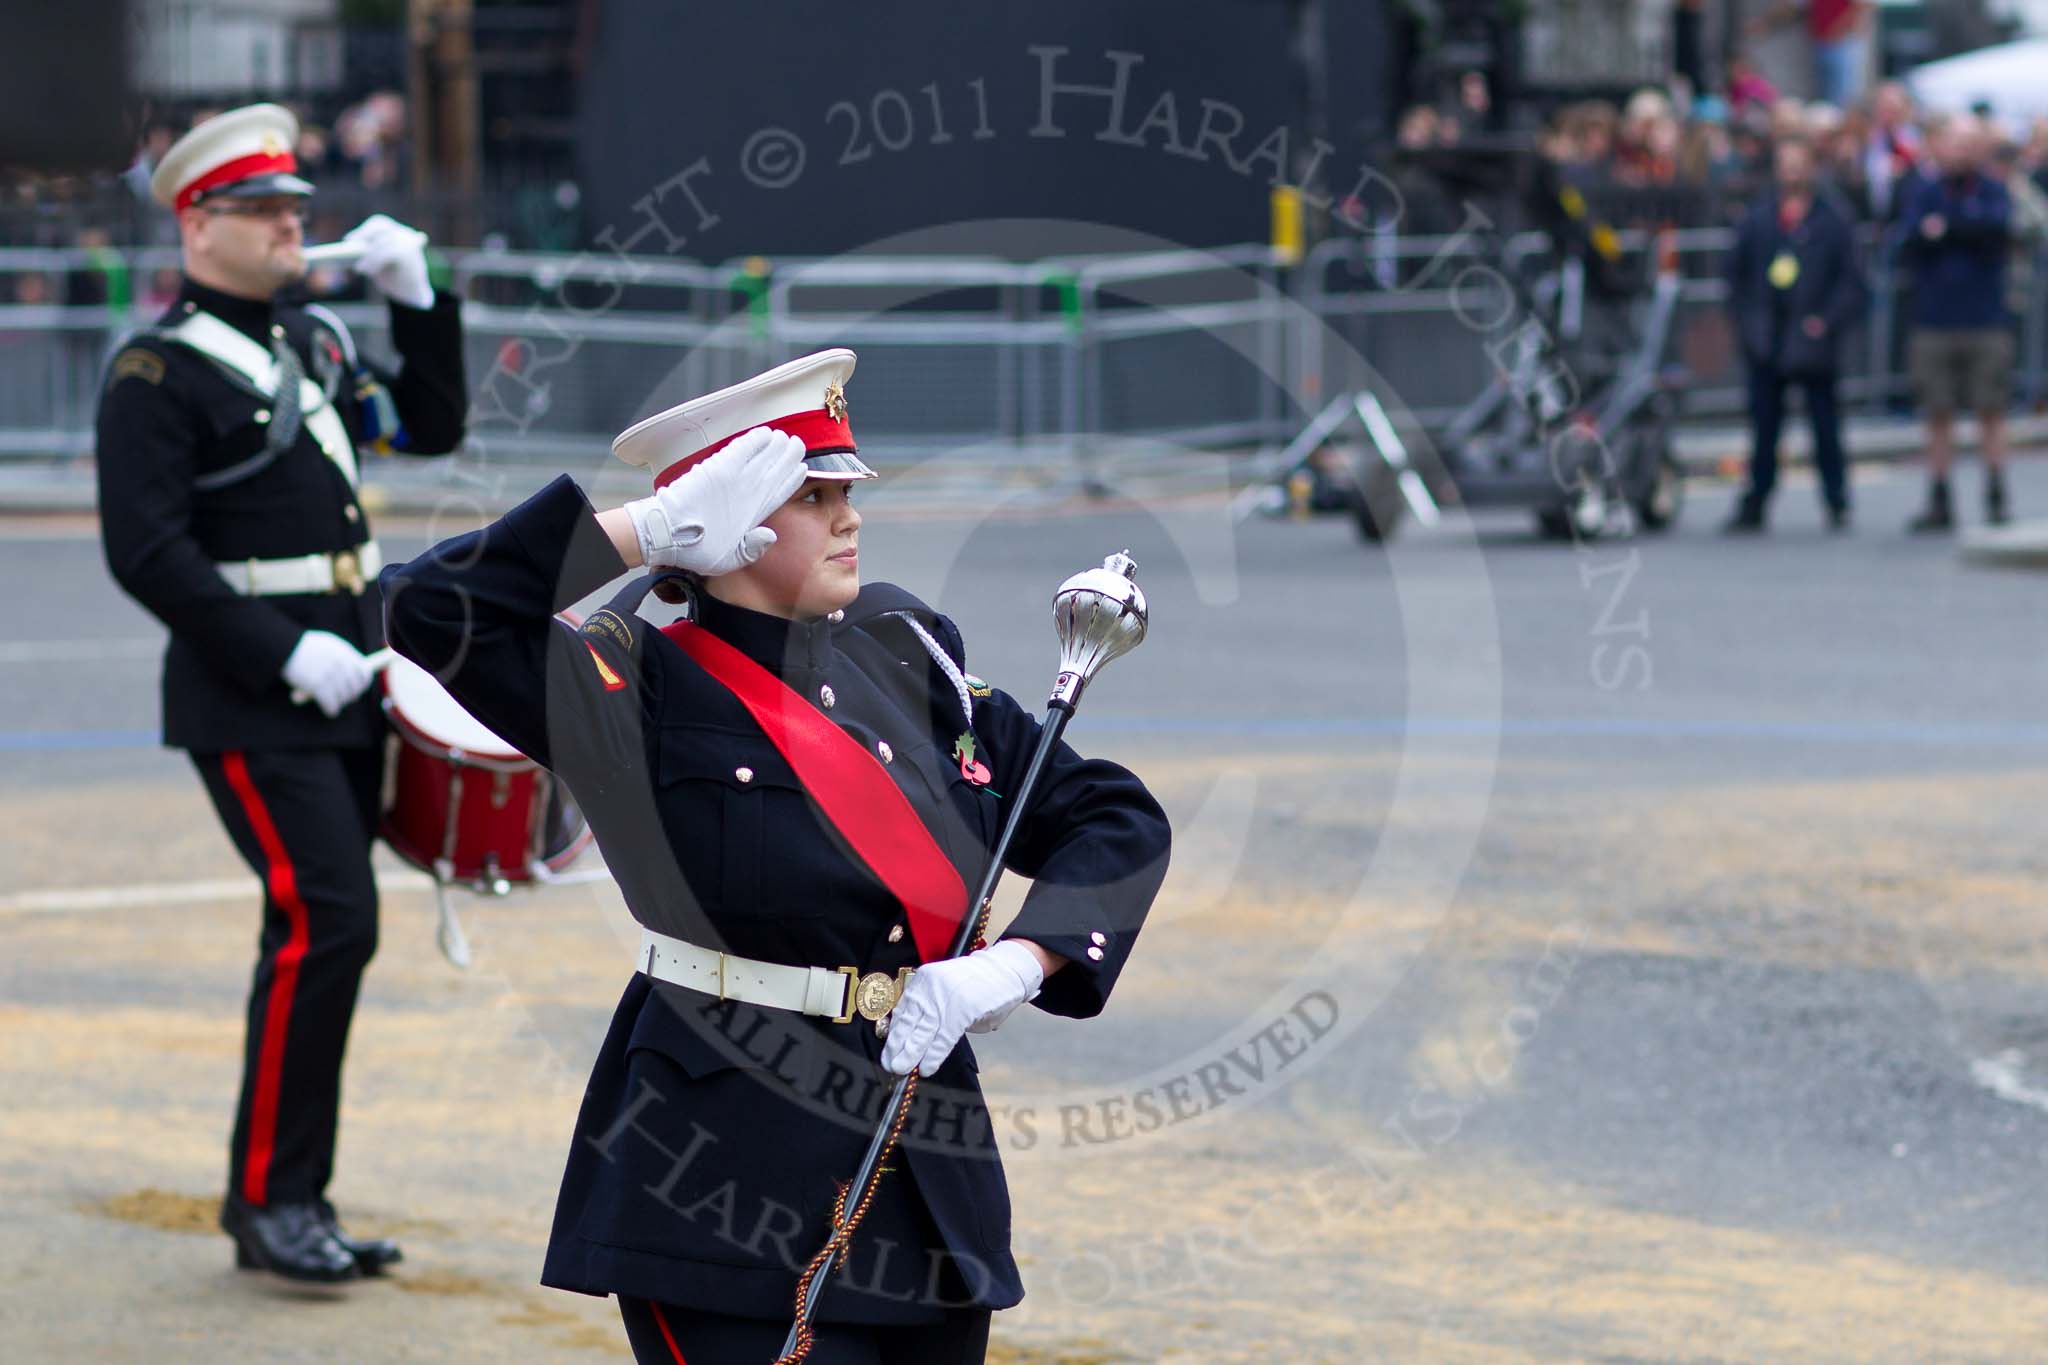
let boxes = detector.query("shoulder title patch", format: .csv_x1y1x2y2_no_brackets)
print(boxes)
580,608,635,652
109,348,165,388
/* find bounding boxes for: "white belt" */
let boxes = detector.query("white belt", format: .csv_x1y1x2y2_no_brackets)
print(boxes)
637,926,913,1026
217,543,382,597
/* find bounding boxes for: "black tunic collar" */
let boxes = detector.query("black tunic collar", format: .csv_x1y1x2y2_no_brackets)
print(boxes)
694,589,835,678
176,276,279,345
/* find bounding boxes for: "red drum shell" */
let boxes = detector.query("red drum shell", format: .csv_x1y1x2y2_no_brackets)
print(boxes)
380,649,592,886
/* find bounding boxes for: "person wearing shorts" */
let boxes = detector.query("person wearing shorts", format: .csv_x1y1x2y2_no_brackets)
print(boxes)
1900,115,2013,531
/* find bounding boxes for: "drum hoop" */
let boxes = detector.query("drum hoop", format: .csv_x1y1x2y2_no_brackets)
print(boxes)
540,824,596,873
384,697,535,773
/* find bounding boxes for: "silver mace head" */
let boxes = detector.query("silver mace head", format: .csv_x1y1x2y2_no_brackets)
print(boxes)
1050,550,1148,709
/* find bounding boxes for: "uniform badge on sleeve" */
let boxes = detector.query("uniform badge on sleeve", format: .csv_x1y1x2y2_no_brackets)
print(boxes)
965,673,992,699
109,348,166,388
585,642,627,692
577,611,633,692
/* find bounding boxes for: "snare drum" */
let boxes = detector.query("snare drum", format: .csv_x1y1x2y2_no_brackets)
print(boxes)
380,653,593,890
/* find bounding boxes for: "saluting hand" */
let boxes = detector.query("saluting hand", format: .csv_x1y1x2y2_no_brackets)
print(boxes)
880,939,1046,1077
622,427,808,577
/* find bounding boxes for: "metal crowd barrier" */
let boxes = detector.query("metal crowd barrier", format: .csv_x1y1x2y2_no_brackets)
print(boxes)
3,228,2045,476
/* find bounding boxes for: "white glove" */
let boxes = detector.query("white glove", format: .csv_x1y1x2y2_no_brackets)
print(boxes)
281,630,376,718
880,940,1045,1077
622,427,807,576
345,214,433,310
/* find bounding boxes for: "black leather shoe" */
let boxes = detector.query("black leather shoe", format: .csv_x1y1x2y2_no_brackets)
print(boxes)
319,1200,402,1276
1908,478,1953,534
1720,504,1766,535
221,1196,360,1282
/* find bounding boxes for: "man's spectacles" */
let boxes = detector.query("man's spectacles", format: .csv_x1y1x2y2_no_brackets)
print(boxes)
201,199,311,224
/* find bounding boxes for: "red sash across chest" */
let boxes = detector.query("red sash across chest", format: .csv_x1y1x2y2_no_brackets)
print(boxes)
660,619,967,963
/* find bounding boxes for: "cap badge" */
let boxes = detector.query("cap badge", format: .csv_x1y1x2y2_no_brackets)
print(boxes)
823,380,849,423
259,132,288,156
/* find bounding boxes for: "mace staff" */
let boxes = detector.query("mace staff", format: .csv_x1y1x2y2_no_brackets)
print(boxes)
778,551,1150,1361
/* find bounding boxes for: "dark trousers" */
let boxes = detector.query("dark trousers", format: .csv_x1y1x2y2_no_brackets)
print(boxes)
1745,363,1848,513
617,1299,991,1365
192,746,382,1208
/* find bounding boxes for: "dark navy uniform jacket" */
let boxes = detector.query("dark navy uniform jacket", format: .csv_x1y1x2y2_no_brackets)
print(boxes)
1898,172,2012,330
1726,189,1868,376
95,277,466,752
381,475,1171,1323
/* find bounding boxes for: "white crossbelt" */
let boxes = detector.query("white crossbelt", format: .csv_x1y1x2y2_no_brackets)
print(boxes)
168,310,360,488
217,542,383,596
637,925,869,1024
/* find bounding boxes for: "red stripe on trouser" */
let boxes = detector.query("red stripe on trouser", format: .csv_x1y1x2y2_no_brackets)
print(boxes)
649,1302,688,1363
221,751,313,1206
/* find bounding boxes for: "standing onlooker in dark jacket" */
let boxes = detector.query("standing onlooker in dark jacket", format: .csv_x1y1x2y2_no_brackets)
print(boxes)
1863,82,1923,224
1901,115,2014,530
1724,134,1868,533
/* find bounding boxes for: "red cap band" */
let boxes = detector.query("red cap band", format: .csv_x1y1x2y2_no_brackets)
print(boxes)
653,409,855,488
175,149,298,212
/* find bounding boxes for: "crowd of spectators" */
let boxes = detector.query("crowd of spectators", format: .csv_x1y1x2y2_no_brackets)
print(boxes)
1385,68,2048,246
1373,53,2043,536
0,91,417,255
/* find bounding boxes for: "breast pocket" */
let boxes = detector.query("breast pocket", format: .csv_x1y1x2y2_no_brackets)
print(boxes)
655,723,823,918
190,392,271,489
887,737,1000,860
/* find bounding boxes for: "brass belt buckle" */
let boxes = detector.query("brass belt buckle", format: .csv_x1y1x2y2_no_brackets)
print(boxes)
854,967,916,1034
832,965,862,1025
331,547,364,595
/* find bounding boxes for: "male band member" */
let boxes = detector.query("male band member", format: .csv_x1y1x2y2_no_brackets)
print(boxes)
94,104,467,1282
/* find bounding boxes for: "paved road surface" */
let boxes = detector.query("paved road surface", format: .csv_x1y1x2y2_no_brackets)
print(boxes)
4,458,2046,1361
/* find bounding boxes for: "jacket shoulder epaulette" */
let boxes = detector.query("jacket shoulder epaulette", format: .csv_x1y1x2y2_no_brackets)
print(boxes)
843,582,966,671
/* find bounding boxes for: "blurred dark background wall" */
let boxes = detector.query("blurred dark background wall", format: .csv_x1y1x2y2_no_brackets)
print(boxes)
576,0,1411,257
0,1,136,171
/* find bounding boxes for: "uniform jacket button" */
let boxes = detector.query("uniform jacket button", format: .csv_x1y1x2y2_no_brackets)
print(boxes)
887,924,904,943
253,409,270,424
1090,931,1107,946
1086,945,1106,961
345,505,360,523
735,766,754,784
270,324,284,338
878,741,893,763
827,609,845,623
819,684,836,709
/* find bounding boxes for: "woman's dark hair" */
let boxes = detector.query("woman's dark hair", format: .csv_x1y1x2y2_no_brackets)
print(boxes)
650,570,701,611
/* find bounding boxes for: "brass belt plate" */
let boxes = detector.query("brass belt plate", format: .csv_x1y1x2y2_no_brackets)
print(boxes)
332,548,364,595
854,967,914,1022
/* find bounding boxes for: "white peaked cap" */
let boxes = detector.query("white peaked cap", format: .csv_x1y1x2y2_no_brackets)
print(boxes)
613,348,876,489
152,103,313,211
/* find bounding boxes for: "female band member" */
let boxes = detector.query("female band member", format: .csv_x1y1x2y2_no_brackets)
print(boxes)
382,349,1169,1364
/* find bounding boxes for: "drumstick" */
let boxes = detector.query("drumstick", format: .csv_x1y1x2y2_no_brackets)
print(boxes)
291,647,396,707
302,226,426,267
301,241,368,265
